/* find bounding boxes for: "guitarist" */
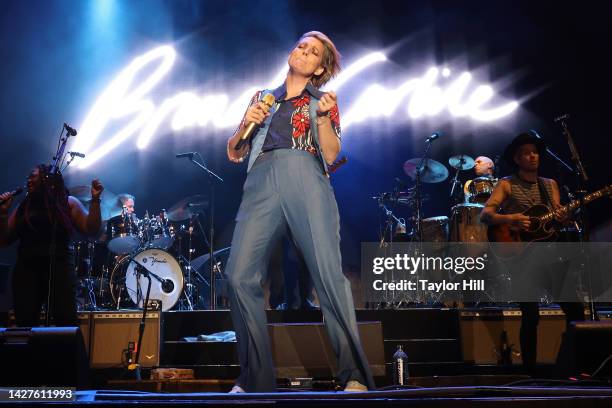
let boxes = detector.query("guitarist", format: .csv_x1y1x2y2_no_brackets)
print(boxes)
480,131,584,375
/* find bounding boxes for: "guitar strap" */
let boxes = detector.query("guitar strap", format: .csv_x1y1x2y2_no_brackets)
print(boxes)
537,177,552,207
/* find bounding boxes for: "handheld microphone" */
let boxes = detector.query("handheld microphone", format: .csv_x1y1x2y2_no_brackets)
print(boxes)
234,93,276,151
425,132,441,143
63,123,78,136
68,151,85,158
0,187,24,205
176,152,195,159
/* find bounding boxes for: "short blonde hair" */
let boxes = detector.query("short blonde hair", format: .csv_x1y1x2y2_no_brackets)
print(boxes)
297,31,341,88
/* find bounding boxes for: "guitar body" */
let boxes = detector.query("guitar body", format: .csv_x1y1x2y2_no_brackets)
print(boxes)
487,184,610,259
487,205,557,259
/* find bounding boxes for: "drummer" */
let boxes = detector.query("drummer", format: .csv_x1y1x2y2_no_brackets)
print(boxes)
463,156,496,203
101,193,137,241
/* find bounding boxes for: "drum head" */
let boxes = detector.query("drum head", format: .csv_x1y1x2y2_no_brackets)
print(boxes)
108,235,141,254
115,249,184,311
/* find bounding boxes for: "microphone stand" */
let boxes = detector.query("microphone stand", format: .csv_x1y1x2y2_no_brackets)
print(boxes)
126,262,153,381
555,115,595,320
186,153,223,310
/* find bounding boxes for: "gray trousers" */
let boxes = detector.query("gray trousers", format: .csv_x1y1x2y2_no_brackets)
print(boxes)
226,149,374,392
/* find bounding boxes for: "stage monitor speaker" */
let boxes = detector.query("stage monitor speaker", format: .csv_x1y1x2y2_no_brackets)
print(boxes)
269,321,385,379
565,321,612,377
0,327,89,388
89,311,162,368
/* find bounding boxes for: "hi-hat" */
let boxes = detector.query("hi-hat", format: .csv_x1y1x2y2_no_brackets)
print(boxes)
190,247,232,274
166,195,210,222
448,154,475,171
403,158,449,183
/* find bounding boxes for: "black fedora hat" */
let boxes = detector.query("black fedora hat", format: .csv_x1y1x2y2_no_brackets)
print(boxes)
503,130,546,166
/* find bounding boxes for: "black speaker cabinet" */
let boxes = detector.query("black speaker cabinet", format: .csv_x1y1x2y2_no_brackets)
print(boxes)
564,321,612,377
0,327,89,388
89,311,162,368
269,321,385,379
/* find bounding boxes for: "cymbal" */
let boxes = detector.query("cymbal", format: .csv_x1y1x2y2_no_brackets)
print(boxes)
68,185,121,220
448,154,475,170
68,185,92,201
166,194,210,222
190,247,231,273
403,158,449,183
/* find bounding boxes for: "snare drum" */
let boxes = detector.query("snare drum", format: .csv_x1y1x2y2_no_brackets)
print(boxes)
467,177,497,204
107,213,140,254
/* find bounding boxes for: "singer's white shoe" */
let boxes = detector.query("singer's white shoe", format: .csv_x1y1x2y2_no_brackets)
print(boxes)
229,385,245,394
343,380,368,392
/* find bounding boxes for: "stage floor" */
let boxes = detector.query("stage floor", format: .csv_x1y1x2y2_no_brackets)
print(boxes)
74,385,612,407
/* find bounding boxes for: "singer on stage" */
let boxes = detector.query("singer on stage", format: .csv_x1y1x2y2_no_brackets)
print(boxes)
225,31,374,393
0,165,103,326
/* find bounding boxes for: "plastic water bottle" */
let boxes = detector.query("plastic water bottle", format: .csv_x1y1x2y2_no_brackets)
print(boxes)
392,345,409,385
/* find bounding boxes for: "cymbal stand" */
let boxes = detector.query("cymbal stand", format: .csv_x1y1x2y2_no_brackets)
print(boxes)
373,195,404,307
182,152,223,310
179,216,198,310
410,137,436,304
449,157,466,204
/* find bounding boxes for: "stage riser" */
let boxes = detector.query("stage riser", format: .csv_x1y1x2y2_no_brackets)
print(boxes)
162,340,462,365
162,309,461,341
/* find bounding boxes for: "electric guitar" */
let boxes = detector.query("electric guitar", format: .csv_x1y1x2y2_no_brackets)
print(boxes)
487,184,611,258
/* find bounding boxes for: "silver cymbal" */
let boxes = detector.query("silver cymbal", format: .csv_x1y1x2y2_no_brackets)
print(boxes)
190,247,231,273
403,158,449,183
448,154,475,170
68,185,121,221
166,195,210,222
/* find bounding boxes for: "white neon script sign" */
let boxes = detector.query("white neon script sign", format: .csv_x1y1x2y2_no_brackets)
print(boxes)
73,45,518,168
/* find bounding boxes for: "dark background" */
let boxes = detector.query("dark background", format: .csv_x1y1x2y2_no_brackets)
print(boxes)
1,0,610,308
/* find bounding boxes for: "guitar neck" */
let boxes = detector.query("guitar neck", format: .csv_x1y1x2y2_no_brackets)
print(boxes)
540,186,611,223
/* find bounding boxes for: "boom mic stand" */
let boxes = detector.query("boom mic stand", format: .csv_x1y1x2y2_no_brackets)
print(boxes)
127,264,151,380
124,256,168,380
553,116,596,320
183,153,223,310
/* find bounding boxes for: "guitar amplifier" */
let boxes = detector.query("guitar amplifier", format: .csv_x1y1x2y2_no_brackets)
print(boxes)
89,311,162,368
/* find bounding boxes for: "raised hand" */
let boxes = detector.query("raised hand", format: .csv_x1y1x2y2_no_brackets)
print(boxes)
91,179,104,199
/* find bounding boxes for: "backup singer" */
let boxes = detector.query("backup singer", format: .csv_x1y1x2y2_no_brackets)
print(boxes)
0,165,103,326
226,31,374,392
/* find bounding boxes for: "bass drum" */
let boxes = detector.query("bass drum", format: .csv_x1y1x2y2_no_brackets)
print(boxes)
109,248,184,311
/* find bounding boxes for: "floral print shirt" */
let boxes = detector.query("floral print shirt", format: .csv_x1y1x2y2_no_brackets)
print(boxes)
240,82,341,155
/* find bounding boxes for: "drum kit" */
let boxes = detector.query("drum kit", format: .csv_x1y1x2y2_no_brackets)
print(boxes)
373,152,501,306
71,187,224,312
375,153,498,250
